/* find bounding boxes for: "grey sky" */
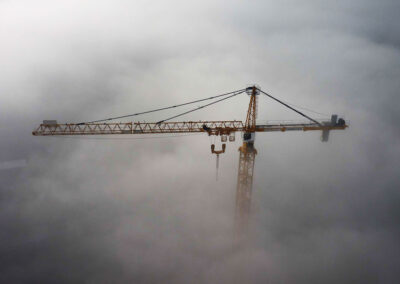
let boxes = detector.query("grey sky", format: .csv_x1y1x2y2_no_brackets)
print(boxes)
1,0,400,283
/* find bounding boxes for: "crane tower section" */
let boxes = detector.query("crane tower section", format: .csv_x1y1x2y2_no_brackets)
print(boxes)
235,86,259,237
235,140,257,237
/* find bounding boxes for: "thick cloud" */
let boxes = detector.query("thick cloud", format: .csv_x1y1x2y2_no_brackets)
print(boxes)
1,0,400,283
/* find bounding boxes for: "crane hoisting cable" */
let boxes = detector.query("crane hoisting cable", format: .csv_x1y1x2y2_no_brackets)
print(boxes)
216,154,219,181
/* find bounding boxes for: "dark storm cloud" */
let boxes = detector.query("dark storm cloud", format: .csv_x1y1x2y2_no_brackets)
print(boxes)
1,0,400,283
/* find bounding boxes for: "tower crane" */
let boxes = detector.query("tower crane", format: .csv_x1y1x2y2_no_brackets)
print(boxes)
32,85,347,239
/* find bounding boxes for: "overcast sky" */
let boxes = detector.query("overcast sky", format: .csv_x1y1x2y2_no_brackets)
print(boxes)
1,0,400,283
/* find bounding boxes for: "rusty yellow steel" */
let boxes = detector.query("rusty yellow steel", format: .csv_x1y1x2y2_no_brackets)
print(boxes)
32,121,244,136
211,144,226,155
244,86,258,131
235,142,257,239
235,88,259,239
32,121,347,136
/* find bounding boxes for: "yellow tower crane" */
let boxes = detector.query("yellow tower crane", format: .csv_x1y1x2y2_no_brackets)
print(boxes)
33,85,348,239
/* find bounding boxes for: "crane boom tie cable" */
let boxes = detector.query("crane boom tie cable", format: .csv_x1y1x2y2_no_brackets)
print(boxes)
258,89,322,126
77,88,246,125
156,90,245,124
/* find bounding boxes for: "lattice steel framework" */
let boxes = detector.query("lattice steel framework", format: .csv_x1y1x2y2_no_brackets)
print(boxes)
234,86,258,238
32,121,346,136
235,142,257,238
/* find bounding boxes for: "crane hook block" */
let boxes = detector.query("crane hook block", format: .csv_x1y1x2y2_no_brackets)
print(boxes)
211,143,226,155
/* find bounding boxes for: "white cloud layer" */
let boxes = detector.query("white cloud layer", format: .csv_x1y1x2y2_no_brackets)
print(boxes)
1,0,400,283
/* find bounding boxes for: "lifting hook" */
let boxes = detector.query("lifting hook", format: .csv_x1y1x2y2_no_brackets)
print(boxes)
211,144,226,181
211,143,226,155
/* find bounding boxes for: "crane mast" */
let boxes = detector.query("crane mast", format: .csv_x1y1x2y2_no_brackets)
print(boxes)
235,142,256,238
235,86,258,238
32,86,348,241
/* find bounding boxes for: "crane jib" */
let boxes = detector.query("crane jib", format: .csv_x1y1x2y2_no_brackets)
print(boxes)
32,120,347,136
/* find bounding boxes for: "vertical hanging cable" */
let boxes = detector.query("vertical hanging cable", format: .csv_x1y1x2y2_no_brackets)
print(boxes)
216,154,219,181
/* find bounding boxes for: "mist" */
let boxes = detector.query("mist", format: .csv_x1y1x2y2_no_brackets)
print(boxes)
1,0,400,283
